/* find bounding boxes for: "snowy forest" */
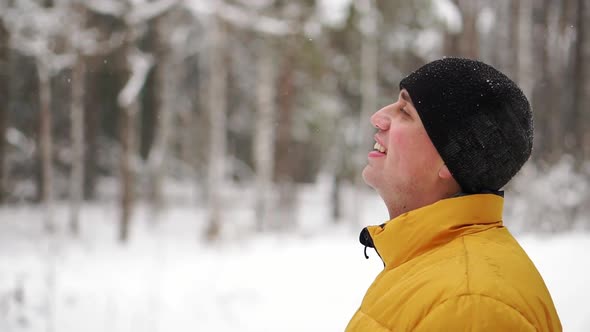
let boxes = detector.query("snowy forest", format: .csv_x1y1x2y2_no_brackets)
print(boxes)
0,0,589,331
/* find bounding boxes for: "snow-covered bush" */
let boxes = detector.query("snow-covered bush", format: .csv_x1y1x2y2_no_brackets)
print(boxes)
505,156,590,233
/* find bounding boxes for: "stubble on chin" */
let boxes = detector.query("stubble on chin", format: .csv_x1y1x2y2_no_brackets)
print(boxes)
361,166,381,191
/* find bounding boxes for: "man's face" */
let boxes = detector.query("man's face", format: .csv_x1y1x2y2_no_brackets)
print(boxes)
362,89,445,203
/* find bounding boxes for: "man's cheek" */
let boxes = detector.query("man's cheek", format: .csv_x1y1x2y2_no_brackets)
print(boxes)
390,129,408,147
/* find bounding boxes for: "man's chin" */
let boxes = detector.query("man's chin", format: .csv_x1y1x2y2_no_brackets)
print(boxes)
361,167,377,189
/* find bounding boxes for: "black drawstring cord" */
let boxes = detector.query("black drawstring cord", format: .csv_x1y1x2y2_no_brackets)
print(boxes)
359,227,374,260
359,225,385,263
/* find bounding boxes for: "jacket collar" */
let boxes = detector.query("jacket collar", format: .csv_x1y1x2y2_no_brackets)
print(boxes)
359,194,504,269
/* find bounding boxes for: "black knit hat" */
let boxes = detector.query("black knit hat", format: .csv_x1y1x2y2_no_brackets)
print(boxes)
399,57,533,193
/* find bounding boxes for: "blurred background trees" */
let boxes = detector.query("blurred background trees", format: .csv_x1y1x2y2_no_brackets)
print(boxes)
0,0,589,241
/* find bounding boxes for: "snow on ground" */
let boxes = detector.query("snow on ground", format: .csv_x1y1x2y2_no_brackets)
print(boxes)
0,188,589,332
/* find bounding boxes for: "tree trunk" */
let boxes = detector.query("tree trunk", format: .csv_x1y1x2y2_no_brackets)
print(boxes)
443,0,461,56
117,48,152,243
331,173,342,222
546,1,564,163
443,32,461,57
179,108,194,173
459,0,479,58
274,46,297,231
561,0,579,157
83,67,97,201
204,15,228,241
444,0,478,58
568,0,590,228
574,0,590,164
69,57,85,235
147,74,173,216
530,0,550,161
508,0,521,80
253,41,275,232
117,31,154,242
37,61,54,232
353,0,378,225
0,20,8,204
119,49,134,243
481,2,499,66
493,0,520,76
147,14,175,216
119,100,137,242
517,0,534,99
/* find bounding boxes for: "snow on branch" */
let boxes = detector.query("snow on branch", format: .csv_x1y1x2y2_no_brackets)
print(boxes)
433,0,463,34
75,29,126,56
185,0,294,36
84,0,126,17
234,0,273,11
118,48,154,108
3,1,77,73
47,53,77,72
126,0,178,25
85,0,179,25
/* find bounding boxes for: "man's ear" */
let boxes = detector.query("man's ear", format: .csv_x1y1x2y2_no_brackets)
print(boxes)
438,164,454,180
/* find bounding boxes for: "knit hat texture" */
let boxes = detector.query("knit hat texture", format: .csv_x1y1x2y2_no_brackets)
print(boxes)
399,57,533,193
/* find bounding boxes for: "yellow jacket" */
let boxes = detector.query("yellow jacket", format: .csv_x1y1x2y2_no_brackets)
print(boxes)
346,194,561,332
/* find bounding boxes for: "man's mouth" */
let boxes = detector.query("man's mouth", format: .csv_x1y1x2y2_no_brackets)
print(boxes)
373,142,387,154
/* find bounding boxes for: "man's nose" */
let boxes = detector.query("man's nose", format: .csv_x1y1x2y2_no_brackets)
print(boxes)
370,107,390,131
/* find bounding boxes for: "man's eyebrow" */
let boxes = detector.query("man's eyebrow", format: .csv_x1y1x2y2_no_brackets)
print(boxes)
400,90,413,104
400,91,416,117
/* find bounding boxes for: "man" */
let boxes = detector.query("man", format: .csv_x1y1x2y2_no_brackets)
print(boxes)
346,58,561,331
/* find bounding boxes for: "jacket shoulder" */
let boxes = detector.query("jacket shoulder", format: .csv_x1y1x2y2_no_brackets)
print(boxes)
458,229,561,332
